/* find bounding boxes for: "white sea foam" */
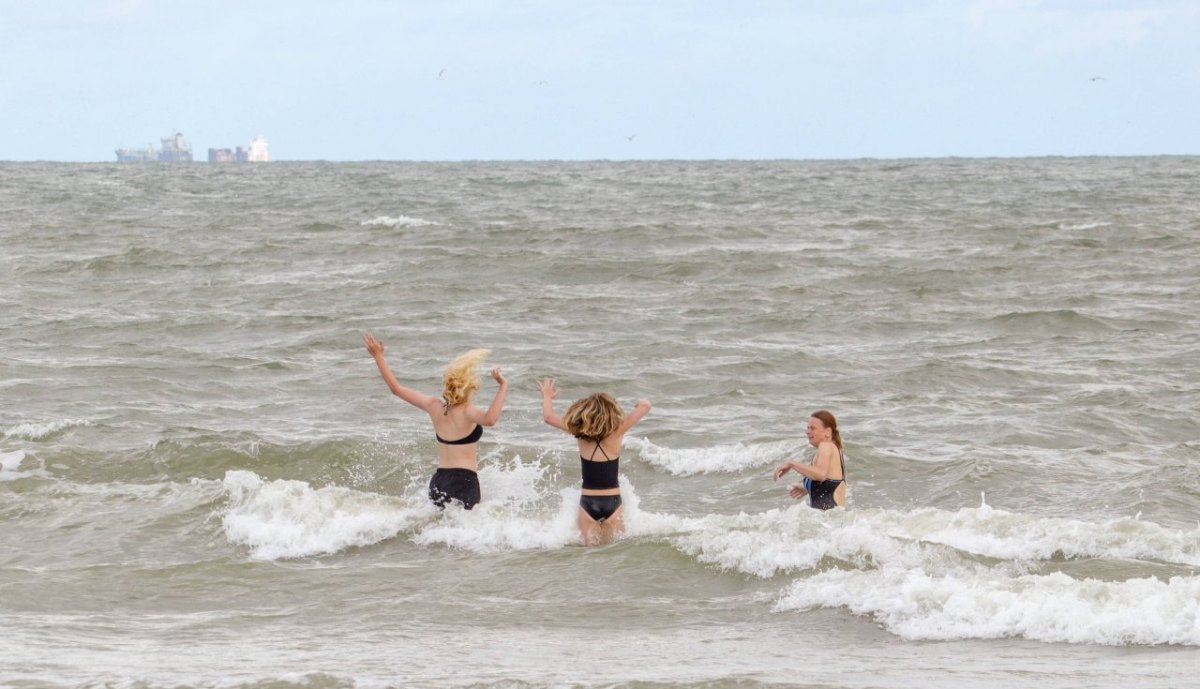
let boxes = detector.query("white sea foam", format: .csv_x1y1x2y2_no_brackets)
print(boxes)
1060,221,1112,231
408,455,582,552
663,503,1200,581
0,449,54,482
221,470,430,560
360,215,441,228
392,469,659,553
409,487,582,553
631,437,796,475
665,507,919,578
894,502,1200,567
776,568,1200,646
219,461,653,558
657,502,1200,646
0,450,24,472
2,419,91,440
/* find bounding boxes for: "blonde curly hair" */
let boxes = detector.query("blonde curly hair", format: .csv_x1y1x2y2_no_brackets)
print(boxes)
442,349,489,407
563,393,624,441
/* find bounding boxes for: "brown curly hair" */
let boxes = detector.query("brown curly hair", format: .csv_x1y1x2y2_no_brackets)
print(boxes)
563,393,624,441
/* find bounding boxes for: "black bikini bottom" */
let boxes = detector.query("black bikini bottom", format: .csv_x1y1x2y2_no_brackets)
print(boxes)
579,494,622,522
429,468,480,510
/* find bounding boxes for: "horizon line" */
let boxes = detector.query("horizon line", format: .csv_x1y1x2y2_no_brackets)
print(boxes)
3,152,1199,164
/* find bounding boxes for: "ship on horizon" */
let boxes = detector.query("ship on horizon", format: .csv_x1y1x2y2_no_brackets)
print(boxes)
116,132,192,162
208,136,270,163
116,132,270,163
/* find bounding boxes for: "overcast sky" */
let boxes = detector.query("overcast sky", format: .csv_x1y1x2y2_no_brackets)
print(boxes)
3,0,1198,161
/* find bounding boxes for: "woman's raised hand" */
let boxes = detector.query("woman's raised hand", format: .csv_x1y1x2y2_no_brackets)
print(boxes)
363,332,385,358
491,367,507,385
539,377,557,399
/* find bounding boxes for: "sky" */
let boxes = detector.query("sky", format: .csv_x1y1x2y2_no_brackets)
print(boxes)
2,0,1199,161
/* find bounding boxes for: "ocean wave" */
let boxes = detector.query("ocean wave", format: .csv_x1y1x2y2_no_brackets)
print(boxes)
360,215,441,228
983,308,1114,335
63,246,191,274
630,437,795,475
221,470,427,560
646,500,1200,647
2,418,91,441
776,567,1200,646
665,502,1200,579
1060,221,1112,231
893,502,1200,566
219,458,629,559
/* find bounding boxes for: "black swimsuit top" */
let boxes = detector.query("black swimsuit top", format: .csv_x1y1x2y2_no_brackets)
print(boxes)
436,424,483,446
580,440,619,490
806,450,846,511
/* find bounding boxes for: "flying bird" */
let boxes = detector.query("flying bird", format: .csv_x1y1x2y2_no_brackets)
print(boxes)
1089,76,1106,82
625,134,637,141
437,69,446,80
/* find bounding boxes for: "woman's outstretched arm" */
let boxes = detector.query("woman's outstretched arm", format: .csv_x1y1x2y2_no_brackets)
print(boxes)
616,399,651,436
540,378,568,431
469,367,508,426
363,333,440,411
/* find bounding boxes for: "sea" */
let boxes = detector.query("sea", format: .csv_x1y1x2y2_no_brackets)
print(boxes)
1,158,1198,689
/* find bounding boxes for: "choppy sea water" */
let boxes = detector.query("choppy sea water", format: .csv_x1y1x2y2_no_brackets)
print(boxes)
1,158,1198,688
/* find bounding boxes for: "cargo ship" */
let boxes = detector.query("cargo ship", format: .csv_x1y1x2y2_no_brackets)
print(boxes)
157,132,192,162
115,132,193,162
118,132,270,163
207,136,270,163
115,144,156,162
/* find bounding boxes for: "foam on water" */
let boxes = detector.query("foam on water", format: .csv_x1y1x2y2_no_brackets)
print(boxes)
631,437,796,475
0,449,49,482
0,450,25,472
2,418,91,441
651,500,1200,646
894,501,1200,566
776,568,1200,646
221,470,431,560
360,215,440,228
1061,221,1112,231
663,502,1200,579
220,460,653,558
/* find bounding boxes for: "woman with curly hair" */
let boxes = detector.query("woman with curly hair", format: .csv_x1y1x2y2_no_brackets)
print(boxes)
772,410,846,510
364,333,508,510
540,378,651,545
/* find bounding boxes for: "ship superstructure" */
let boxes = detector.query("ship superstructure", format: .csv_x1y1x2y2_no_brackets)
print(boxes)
247,136,270,162
207,136,271,163
158,132,192,162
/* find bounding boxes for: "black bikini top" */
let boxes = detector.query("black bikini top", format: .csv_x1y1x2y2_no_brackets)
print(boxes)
579,440,619,490
436,424,483,446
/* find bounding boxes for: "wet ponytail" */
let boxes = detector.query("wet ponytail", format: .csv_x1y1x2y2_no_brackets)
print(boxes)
811,410,841,452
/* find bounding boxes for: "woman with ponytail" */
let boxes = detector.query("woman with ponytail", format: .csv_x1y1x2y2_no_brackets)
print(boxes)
364,333,508,510
772,410,846,509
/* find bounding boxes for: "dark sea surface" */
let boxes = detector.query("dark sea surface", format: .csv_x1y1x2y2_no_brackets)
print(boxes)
1,158,1198,688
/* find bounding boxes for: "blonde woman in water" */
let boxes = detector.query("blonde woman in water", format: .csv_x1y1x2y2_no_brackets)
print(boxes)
364,333,508,509
540,378,651,545
772,410,846,509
